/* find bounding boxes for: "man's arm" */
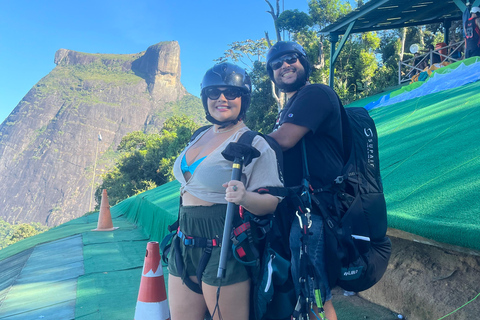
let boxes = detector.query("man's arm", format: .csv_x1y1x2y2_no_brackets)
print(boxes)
269,122,310,151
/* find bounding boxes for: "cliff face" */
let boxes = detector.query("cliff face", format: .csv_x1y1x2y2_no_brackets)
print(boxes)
0,41,200,226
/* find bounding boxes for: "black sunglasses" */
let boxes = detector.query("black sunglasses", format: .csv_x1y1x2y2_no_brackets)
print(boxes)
205,87,243,100
270,53,299,70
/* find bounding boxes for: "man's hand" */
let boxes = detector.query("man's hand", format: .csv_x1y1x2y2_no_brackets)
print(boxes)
269,122,310,151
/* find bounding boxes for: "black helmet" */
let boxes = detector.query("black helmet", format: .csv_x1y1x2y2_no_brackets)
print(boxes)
200,62,251,127
266,41,311,82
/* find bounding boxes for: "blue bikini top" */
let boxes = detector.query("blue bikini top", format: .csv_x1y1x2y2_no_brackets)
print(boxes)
181,154,206,175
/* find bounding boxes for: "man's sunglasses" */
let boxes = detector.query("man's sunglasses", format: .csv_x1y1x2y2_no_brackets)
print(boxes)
205,87,243,100
270,53,299,70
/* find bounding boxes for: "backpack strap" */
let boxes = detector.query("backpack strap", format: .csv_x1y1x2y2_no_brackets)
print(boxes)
190,125,212,143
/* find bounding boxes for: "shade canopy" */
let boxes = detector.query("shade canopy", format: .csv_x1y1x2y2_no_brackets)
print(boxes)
319,0,479,87
320,0,467,36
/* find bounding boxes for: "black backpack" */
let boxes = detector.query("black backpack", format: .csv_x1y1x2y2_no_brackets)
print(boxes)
308,106,391,292
161,127,295,320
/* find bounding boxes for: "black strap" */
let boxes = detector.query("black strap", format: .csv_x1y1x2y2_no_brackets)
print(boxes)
173,237,203,294
301,138,310,182
190,125,212,143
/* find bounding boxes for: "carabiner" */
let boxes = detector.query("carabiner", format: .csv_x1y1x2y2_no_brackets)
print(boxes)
296,211,304,229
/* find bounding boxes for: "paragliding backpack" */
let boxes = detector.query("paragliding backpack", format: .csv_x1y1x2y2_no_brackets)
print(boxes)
160,126,295,320
305,106,392,292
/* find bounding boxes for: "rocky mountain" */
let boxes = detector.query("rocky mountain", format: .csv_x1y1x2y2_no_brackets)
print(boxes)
0,41,204,226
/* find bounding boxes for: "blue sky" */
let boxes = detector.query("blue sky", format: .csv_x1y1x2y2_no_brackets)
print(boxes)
0,0,314,124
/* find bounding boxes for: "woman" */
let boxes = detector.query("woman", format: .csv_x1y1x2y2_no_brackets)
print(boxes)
168,62,283,320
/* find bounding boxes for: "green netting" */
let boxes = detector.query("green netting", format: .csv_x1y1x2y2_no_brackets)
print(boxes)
83,240,149,274
372,80,480,250
0,220,94,261
0,200,139,262
75,269,140,320
345,85,404,109
390,80,425,98
121,180,180,242
0,236,84,319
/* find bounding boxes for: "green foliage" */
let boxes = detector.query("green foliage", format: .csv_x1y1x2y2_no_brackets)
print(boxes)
308,0,351,29
95,115,199,207
277,9,312,34
157,94,206,127
245,61,279,133
214,39,270,70
0,218,48,250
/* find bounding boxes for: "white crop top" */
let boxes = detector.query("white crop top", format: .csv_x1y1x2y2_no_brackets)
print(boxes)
173,127,283,204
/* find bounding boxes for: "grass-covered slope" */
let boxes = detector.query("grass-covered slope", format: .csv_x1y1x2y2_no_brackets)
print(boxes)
363,80,480,250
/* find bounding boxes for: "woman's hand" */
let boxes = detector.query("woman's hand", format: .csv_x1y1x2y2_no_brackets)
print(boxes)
223,180,279,216
223,180,246,206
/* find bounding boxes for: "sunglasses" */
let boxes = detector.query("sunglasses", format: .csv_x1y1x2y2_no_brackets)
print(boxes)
205,87,243,100
270,53,299,70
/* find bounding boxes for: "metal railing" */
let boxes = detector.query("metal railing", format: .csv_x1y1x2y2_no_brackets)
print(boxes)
398,41,464,84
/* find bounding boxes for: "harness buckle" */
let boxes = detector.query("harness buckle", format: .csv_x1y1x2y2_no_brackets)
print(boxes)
184,238,194,246
306,208,312,229
334,175,344,184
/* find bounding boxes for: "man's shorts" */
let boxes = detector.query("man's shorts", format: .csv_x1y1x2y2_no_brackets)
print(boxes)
290,212,332,304
167,204,249,287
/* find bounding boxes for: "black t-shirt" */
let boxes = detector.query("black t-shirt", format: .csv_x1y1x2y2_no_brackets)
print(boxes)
273,84,345,189
465,17,480,58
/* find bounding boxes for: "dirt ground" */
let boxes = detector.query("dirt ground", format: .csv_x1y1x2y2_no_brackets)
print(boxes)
338,233,480,320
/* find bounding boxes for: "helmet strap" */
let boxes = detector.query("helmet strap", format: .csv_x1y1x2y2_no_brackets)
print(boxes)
205,113,240,129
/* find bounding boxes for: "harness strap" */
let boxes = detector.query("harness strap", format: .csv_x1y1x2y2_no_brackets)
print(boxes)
178,229,221,248
173,236,203,294
173,229,222,294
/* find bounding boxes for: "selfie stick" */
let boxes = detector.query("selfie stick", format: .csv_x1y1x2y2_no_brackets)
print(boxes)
217,156,244,279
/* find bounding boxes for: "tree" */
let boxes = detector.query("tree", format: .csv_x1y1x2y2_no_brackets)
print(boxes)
308,0,351,30
245,61,279,133
264,0,283,44
95,115,199,207
277,9,313,37
0,219,48,250
214,39,269,69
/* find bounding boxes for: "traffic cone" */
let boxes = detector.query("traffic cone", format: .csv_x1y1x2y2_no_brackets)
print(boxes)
134,241,170,320
92,189,118,231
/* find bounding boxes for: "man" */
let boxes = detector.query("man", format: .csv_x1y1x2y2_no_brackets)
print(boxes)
268,41,343,320
465,6,480,58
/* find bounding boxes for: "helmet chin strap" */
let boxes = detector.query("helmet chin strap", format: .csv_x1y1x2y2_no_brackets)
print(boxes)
205,113,240,129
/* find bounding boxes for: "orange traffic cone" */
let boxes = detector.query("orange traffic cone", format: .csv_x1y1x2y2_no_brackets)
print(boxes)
92,189,118,231
134,241,170,320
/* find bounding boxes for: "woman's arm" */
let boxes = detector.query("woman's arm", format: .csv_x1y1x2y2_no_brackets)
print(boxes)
223,181,279,216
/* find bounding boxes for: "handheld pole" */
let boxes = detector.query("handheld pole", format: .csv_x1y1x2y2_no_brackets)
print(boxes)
217,156,244,279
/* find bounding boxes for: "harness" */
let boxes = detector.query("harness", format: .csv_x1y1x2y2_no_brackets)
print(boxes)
290,139,327,320
161,204,273,294
162,218,222,294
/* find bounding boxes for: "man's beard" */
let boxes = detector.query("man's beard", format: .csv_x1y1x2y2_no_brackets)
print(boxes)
274,67,308,92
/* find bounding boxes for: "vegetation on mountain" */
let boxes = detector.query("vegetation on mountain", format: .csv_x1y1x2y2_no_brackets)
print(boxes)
94,115,199,207
0,218,48,250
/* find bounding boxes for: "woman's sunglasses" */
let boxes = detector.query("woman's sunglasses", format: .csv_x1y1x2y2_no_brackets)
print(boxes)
205,87,243,100
270,53,299,70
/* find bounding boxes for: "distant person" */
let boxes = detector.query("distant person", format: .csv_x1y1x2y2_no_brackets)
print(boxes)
465,7,480,58
427,44,441,64
167,62,283,320
448,39,463,60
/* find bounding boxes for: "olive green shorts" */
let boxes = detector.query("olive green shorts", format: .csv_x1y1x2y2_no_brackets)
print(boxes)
167,204,249,287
